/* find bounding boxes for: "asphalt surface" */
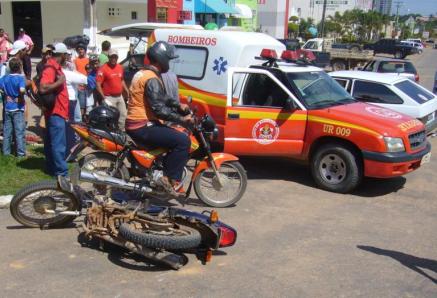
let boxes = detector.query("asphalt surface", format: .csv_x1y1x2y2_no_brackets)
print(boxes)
0,48,436,298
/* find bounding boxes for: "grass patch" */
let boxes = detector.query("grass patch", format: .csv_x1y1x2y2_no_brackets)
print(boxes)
0,146,52,195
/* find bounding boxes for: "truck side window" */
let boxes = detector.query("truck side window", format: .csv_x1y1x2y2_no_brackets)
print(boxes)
241,74,289,108
364,61,375,71
353,81,404,104
170,46,208,80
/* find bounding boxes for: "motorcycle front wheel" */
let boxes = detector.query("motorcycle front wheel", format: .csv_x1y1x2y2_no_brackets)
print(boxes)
194,161,247,208
10,180,80,228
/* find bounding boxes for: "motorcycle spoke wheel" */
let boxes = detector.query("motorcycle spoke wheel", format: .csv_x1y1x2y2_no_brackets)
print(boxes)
10,181,79,228
194,161,247,208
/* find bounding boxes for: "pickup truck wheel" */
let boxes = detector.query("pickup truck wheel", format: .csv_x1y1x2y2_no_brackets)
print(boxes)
332,60,347,71
311,144,362,193
394,51,403,59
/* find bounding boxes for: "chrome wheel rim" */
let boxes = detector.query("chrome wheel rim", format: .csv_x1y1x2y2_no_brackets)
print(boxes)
319,154,347,185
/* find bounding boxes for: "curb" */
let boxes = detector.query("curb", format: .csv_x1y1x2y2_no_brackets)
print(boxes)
0,195,13,209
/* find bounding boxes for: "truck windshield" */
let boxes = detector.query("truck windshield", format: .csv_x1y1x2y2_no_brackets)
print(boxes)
287,71,355,109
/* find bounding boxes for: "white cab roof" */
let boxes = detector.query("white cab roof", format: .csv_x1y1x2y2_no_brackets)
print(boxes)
100,23,204,37
277,62,323,73
329,70,407,84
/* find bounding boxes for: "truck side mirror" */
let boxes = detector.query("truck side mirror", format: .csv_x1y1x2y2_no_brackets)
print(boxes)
284,98,295,110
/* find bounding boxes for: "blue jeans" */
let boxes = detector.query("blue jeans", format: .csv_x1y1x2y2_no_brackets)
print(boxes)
2,110,26,156
77,90,87,111
44,115,68,177
127,124,190,181
66,100,79,153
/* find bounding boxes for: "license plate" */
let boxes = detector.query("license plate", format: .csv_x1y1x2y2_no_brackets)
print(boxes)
421,152,431,165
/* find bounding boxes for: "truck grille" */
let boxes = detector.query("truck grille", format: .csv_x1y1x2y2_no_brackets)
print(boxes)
408,130,426,150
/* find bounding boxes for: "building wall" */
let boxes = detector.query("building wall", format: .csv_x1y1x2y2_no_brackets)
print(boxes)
183,0,195,25
41,1,84,44
231,0,258,31
148,0,182,23
258,0,288,38
0,2,14,36
290,0,373,23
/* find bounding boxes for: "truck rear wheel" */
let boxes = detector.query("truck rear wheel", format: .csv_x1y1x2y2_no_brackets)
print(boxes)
332,60,347,71
311,144,362,193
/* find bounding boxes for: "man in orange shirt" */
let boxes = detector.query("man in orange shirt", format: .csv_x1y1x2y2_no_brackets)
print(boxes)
96,49,129,130
74,43,89,118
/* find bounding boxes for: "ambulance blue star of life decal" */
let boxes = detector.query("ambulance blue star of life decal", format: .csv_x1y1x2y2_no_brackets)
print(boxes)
213,57,228,75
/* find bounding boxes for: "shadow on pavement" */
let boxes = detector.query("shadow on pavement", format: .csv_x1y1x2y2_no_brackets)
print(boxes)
357,245,437,284
240,157,407,197
6,221,79,230
352,177,406,197
16,156,46,170
77,232,175,272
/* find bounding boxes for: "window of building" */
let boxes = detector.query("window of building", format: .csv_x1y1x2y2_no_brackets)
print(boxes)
157,7,168,23
170,46,208,80
131,11,137,20
108,7,120,16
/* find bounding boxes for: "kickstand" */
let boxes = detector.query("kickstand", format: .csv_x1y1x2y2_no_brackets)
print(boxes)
182,180,194,207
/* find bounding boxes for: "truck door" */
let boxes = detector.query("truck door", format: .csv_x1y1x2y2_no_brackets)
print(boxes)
224,68,308,157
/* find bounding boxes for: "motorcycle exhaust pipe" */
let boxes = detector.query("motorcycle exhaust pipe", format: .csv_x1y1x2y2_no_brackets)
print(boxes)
79,170,152,193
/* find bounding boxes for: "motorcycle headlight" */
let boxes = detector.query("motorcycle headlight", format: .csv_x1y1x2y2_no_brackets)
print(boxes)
384,137,405,153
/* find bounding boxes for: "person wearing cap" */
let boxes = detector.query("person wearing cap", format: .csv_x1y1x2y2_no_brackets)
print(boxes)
40,42,69,177
36,45,54,77
96,48,129,130
17,28,33,80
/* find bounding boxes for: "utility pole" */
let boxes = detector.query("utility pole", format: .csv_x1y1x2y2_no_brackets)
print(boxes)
394,1,403,31
319,0,327,51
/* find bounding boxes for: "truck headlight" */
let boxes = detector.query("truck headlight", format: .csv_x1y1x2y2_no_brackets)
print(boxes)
384,137,405,152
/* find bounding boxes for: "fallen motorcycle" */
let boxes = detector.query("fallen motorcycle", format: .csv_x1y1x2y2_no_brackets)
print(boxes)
67,101,247,208
9,177,237,269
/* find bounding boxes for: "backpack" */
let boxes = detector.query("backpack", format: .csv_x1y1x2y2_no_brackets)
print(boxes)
29,64,57,111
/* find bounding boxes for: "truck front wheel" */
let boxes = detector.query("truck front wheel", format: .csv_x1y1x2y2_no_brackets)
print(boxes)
394,51,404,59
311,144,363,193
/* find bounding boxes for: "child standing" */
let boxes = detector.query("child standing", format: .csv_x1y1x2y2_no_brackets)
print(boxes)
0,58,26,156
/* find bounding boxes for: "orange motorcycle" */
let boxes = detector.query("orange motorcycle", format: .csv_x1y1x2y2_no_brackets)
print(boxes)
67,107,247,208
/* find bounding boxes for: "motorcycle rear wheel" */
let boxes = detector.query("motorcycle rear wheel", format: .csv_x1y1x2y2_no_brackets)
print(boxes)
71,152,130,196
119,219,201,250
194,161,247,208
10,180,80,228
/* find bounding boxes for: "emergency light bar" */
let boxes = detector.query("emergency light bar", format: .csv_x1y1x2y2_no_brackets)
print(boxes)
260,49,278,59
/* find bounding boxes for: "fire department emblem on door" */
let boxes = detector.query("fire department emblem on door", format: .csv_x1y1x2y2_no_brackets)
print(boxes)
252,119,280,145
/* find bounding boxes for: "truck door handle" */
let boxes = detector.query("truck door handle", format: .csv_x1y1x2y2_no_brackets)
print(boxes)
228,113,240,120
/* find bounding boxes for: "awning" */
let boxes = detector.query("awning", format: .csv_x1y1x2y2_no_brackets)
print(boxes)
195,0,237,14
233,4,253,19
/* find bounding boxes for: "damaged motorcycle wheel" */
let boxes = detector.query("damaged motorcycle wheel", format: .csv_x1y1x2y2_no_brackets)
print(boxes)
119,219,201,250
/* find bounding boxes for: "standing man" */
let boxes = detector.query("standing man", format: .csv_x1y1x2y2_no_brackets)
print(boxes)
0,28,13,64
74,43,89,118
96,49,129,130
17,28,34,80
40,43,69,177
98,40,111,65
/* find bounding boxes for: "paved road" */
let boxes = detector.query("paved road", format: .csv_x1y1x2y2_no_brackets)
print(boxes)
1,49,436,298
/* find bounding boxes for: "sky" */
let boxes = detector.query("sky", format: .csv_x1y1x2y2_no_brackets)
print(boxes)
398,0,437,16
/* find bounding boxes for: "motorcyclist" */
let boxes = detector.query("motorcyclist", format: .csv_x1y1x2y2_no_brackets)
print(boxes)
125,41,192,195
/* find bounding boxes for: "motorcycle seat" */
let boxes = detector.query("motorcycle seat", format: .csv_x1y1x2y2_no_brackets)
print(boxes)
128,138,159,151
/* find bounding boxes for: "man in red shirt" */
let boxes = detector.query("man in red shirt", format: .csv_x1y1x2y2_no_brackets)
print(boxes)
40,43,69,177
96,49,129,130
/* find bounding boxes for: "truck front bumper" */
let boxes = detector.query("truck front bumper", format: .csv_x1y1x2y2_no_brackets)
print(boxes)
362,142,431,177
